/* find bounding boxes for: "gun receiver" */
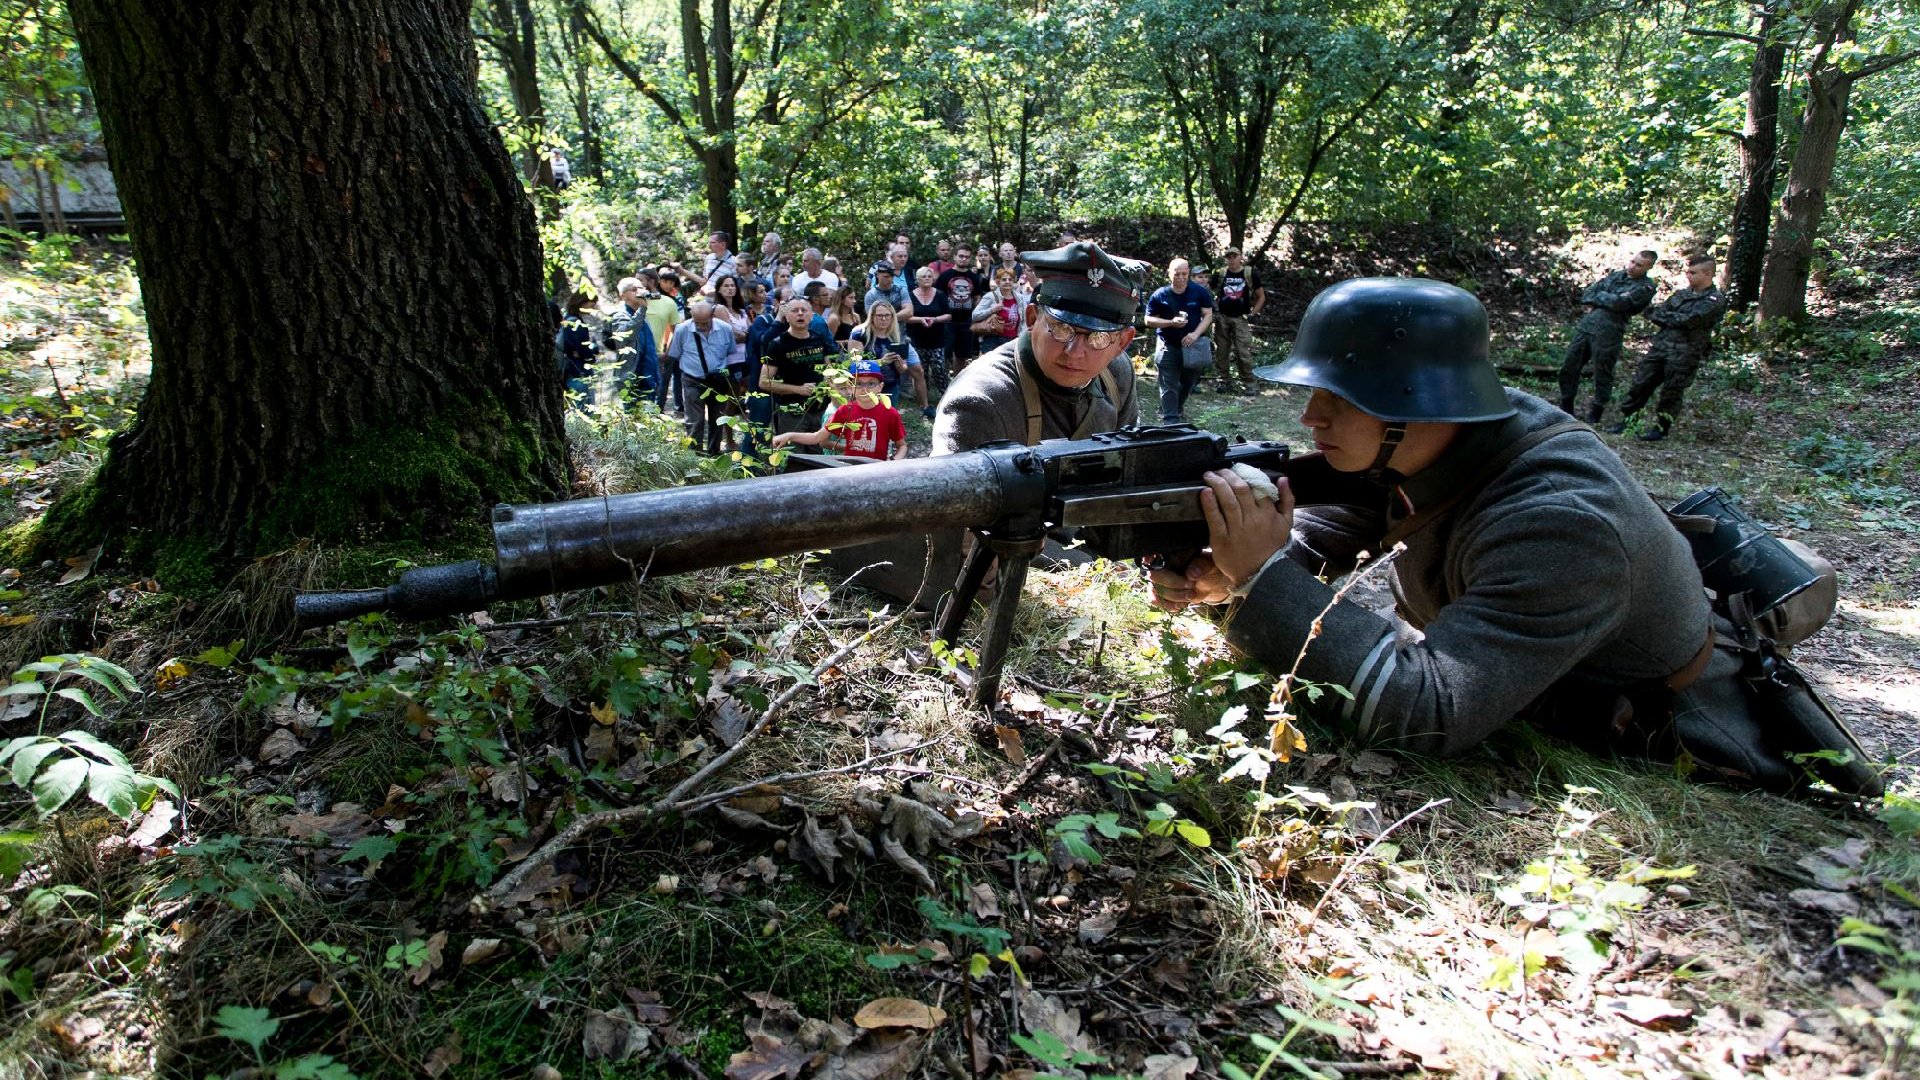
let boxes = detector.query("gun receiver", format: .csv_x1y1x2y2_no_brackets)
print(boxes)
294,425,1374,699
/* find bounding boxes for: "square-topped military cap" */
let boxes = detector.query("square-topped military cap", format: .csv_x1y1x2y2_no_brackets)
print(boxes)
1024,241,1146,332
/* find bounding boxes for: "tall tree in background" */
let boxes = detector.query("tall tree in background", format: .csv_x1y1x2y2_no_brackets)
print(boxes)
1129,0,1421,257
57,0,568,556
571,0,896,238
475,0,550,184
1691,9,1787,312
555,2,605,181
572,0,756,239
1757,0,1919,323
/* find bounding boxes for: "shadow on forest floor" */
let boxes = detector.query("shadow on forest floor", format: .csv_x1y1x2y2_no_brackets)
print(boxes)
2,231,1918,1080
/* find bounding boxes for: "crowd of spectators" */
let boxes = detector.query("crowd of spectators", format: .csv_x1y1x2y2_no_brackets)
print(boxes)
555,228,1266,459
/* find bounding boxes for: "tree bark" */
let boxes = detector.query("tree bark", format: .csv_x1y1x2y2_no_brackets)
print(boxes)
1725,15,1783,312
1011,96,1033,228
1755,0,1920,324
61,0,567,557
690,0,740,238
1757,67,1847,324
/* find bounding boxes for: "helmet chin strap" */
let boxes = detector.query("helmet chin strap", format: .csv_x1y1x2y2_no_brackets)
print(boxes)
1365,423,1406,482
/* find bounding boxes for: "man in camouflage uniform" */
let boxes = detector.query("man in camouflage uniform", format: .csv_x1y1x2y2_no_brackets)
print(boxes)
1609,255,1728,442
1557,250,1657,423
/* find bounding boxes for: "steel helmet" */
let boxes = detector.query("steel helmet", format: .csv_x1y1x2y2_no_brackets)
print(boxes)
1254,278,1515,423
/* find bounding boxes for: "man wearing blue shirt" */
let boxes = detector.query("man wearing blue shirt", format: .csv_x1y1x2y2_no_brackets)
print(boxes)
1144,258,1214,423
666,298,746,454
607,276,659,409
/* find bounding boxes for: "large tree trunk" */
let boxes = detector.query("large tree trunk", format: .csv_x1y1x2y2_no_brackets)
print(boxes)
1726,21,1784,312
679,0,740,238
1756,67,1850,324
60,0,567,558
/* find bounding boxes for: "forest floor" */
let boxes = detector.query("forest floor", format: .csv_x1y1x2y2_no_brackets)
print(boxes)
0,228,1917,1080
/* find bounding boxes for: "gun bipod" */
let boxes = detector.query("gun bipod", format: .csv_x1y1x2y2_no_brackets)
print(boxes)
933,530,1048,707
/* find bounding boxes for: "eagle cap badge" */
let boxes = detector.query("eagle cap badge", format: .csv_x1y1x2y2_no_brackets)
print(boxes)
1087,267,1105,287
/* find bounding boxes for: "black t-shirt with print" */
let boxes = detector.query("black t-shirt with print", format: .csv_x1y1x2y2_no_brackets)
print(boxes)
936,268,987,358
765,329,837,401
1216,267,1263,317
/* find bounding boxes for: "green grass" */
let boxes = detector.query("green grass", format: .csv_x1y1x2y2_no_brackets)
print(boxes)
422,875,914,1078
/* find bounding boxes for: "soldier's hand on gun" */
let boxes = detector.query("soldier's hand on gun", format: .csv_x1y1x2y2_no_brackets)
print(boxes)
1147,555,1232,611
1201,468,1293,585
1147,469,1294,610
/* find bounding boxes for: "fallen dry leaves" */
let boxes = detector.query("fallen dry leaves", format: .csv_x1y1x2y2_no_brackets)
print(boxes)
850,998,945,1030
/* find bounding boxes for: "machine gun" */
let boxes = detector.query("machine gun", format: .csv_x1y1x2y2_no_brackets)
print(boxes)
294,425,1371,702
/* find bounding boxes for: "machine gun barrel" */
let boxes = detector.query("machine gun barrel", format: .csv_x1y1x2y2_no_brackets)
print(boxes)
294,426,1365,630
294,452,1013,627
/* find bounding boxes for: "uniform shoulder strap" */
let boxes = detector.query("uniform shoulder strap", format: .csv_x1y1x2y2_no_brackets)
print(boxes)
1019,358,1121,445
1378,420,1590,550
1018,361,1044,446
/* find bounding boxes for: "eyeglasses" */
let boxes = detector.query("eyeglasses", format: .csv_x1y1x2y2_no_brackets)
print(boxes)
1038,311,1120,350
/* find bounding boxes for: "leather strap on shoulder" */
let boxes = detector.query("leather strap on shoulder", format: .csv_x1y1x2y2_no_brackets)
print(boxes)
1021,361,1121,445
1018,363,1044,446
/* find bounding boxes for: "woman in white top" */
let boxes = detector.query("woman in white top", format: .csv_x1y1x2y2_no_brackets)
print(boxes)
711,274,754,452
847,299,922,410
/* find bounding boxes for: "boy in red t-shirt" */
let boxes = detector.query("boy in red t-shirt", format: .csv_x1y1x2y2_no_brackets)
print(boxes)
771,359,907,461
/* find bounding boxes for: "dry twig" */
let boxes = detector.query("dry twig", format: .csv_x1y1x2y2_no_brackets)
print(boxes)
1302,797,1449,931
480,603,915,907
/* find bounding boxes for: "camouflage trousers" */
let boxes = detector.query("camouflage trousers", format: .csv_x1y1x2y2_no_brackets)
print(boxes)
1215,315,1257,387
1618,340,1708,430
1557,323,1627,417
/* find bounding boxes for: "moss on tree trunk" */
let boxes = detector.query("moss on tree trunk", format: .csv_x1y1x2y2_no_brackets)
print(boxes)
51,0,568,576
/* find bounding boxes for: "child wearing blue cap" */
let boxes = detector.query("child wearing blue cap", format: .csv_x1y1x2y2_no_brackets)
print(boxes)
771,359,908,461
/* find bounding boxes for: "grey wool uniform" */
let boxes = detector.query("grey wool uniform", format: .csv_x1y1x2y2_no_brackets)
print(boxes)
1557,269,1656,416
931,334,1136,454
1618,285,1727,427
1222,390,1712,757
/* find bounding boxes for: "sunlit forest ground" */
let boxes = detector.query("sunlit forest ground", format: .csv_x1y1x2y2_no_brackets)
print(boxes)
2,226,1918,1079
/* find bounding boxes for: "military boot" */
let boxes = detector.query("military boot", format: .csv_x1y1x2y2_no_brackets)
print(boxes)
1585,405,1605,425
